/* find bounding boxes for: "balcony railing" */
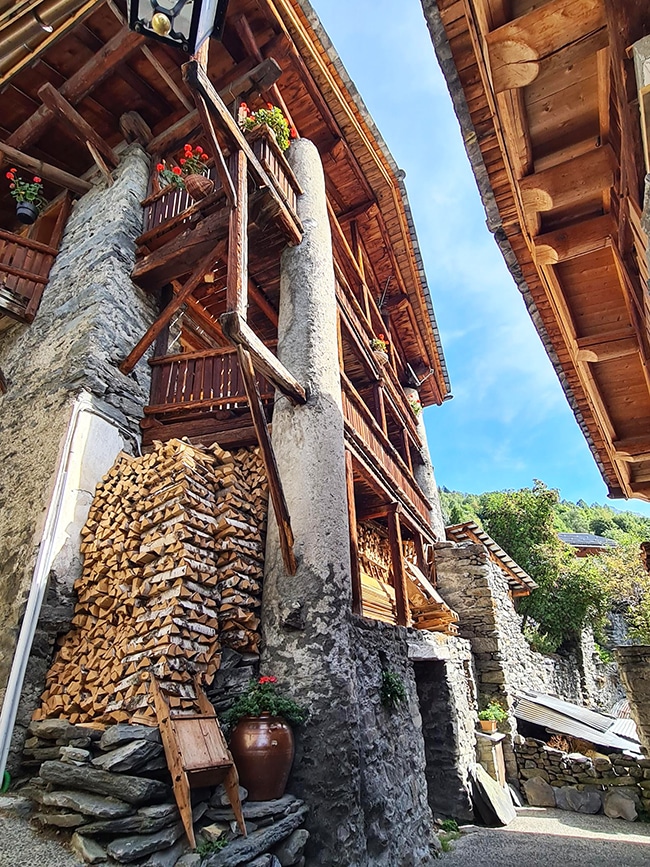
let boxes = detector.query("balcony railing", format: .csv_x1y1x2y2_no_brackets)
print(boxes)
146,346,274,419
341,375,431,527
0,231,58,323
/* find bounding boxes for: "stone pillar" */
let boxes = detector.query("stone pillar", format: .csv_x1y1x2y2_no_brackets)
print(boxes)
615,645,650,753
262,139,364,865
412,407,446,539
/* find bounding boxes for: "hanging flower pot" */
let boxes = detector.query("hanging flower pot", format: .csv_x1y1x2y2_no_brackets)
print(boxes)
372,349,389,366
370,335,389,366
184,173,214,201
229,714,295,801
15,201,39,225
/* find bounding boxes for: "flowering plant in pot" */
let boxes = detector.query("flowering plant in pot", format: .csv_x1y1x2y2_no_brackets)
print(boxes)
478,700,507,732
6,168,47,225
370,334,389,365
156,143,212,200
225,676,308,801
238,102,298,152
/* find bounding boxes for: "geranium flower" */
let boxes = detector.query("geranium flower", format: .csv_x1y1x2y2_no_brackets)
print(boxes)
172,166,182,175
156,162,165,172
33,176,41,183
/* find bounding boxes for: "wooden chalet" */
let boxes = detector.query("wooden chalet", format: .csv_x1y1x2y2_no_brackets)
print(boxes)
0,0,453,631
426,0,650,501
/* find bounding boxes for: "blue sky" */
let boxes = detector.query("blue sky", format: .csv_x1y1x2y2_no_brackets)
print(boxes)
312,0,650,518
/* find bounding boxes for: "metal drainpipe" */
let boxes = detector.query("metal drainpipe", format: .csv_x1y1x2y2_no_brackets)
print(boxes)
0,390,132,781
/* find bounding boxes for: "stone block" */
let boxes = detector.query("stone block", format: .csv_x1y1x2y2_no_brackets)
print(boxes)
40,760,169,805
554,786,601,814
71,832,108,865
603,790,638,821
34,811,86,828
274,828,309,865
92,739,162,773
523,776,556,807
107,821,185,863
520,768,549,781
41,789,133,819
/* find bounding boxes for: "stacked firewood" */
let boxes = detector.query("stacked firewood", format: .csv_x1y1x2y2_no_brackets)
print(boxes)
34,440,268,726
357,522,396,623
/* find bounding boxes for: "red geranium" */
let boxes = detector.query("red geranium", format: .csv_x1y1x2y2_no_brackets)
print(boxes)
33,176,41,183
172,166,182,175
258,676,277,685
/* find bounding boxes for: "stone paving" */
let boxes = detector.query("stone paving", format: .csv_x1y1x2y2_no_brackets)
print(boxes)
443,807,650,866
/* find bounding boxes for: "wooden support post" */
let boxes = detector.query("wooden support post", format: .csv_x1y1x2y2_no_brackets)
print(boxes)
221,311,307,404
38,82,119,168
519,146,614,216
0,143,91,196
238,345,297,575
345,449,363,616
120,243,224,374
486,0,607,92
85,141,114,186
374,382,387,434
414,532,427,575
533,214,616,265
195,93,237,207
387,503,410,627
227,150,249,317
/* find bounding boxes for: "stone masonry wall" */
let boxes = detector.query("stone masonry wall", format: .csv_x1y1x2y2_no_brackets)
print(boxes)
616,646,650,754
0,146,156,763
435,540,621,776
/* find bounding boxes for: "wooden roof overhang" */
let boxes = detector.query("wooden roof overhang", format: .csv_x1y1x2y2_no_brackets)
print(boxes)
426,0,650,499
446,520,537,595
0,0,450,406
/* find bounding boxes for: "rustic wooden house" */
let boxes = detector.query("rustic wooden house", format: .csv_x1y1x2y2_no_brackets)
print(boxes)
0,1,499,862
424,0,650,503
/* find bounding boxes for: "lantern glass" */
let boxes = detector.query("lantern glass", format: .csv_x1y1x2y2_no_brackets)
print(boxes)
129,0,229,53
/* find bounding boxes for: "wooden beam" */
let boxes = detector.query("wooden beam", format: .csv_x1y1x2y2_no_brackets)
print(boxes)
38,82,119,168
534,214,616,265
249,279,278,327
345,449,363,616
220,311,307,404
121,244,225,374
2,28,144,164
613,436,650,462
576,330,638,362
142,45,193,111
237,345,296,575
386,504,410,628
519,146,614,215
183,60,302,245
194,93,237,207
486,0,607,92
227,150,248,318
0,142,91,195
173,286,227,346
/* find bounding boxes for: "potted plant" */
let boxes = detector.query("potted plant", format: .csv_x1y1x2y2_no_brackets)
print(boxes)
478,700,507,733
156,143,212,201
404,386,423,417
370,334,389,366
225,675,308,801
238,102,298,152
7,168,47,225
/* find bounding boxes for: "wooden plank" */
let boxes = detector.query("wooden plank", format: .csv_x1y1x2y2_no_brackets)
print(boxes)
37,82,119,168
220,311,307,405
486,0,607,92
345,449,362,616
0,142,91,196
237,345,296,575
386,504,410,628
226,150,248,317
121,244,225,374
576,331,638,362
249,279,278,326
194,93,237,207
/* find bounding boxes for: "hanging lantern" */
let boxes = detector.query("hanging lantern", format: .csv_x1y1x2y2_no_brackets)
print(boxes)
129,0,230,53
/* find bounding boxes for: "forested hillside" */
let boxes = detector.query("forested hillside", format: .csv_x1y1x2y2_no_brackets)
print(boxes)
439,483,650,653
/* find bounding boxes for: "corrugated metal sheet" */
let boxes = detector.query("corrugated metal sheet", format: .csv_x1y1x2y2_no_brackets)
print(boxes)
513,691,642,754
610,718,639,742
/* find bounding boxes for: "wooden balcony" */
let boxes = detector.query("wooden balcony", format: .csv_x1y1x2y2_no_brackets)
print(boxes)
0,231,59,323
141,345,274,448
341,375,431,530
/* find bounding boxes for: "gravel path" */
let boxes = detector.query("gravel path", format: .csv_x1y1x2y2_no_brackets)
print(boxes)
443,807,650,866
0,797,79,867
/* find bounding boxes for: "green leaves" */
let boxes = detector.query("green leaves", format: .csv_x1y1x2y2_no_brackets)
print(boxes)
380,668,407,709
224,677,308,727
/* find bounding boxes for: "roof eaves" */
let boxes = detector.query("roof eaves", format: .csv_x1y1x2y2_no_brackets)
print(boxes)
422,0,612,486
295,0,451,397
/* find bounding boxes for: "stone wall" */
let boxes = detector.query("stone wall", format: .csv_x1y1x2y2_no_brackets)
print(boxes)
616,646,650,753
435,540,622,776
0,146,157,765
516,736,650,820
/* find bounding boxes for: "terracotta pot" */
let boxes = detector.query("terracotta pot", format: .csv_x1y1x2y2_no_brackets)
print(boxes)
184,173,214,201
16,201,39,225
479,719,498,733
229,714,294,801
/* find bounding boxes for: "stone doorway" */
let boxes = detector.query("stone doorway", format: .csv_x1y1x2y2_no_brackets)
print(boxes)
414,660,474,822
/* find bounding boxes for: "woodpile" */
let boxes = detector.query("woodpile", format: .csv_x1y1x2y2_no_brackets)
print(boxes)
34,439,268,725
357,521,458,634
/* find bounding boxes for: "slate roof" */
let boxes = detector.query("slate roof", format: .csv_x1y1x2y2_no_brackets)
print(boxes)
558,533,618,549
